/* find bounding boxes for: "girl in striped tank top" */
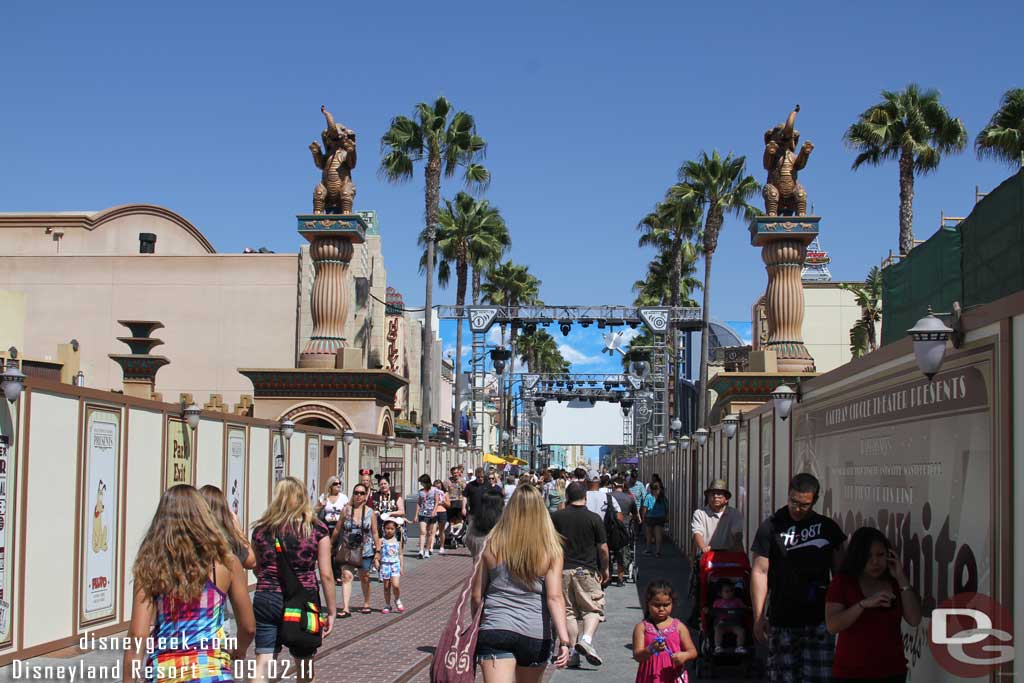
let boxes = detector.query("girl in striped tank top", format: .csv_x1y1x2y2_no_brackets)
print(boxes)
124,485,255,683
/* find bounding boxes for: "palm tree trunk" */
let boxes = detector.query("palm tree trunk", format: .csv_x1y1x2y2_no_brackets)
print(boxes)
697,250,714,428
453,259,468,445
422,154,442,443
898,147,915,256
472,267,481,305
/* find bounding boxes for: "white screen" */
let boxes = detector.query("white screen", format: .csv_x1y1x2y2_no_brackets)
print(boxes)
541,400,625,446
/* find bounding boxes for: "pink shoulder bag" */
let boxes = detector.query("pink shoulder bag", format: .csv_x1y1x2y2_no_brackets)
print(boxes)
430,546,486,682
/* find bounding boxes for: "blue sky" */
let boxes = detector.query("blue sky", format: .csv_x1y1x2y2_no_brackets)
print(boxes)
2,0,1020,378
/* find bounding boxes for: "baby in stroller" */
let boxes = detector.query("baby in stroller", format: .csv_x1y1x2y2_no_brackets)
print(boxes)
711,582,748,654
444,513,467,549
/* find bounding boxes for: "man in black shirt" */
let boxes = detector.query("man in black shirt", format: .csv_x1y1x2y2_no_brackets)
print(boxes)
751,473,846,683
463,467,500,520
551,482,609,667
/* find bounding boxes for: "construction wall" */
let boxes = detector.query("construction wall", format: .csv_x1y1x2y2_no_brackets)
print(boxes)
645,290,1022,681
0,379,480,665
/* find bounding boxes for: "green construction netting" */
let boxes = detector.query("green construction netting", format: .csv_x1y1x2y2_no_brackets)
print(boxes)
881,225,963,346
962,170,1024,308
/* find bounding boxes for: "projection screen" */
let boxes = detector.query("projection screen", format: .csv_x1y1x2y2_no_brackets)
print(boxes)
541,400,625,446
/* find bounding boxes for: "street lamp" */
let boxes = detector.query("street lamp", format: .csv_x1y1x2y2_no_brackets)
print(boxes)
722,414,740,440
341,428,355,478
772,384,799,421
1,363,26,403
671,417,682,433
184,403,202,430
908,305,962,380
489,347,512,375
343,429,355,446
385,434,396,450
678,434,690,451
694,428,708,447
280,419,295,440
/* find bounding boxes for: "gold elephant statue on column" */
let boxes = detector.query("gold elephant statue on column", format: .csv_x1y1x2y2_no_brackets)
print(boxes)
762,105,814,216
309,105,357,214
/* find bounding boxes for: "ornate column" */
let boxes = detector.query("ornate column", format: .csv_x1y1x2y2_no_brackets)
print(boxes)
750,217,819,373
297,215,367,369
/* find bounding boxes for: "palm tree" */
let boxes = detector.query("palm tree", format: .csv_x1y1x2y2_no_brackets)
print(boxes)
380,97,489,441
637,197,703,307
671,151,759,427
838,267,883,358
518,330,570,374
482,261,541,453
417,192,511,442
975,88,1024,169
844,84,967,256
632,244,701,308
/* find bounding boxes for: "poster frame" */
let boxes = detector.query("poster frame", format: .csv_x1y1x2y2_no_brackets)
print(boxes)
78,403,122,627
163,416,194,489
224,425,248,531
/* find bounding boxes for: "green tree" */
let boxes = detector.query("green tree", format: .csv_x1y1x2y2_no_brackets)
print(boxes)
844,84,967,256
417,192,511,441
380,97,489,441
632,244,701,307
518,330,570,374
671,151,759,427
975,88,1024,169
838,266,883,358
637,197,703,307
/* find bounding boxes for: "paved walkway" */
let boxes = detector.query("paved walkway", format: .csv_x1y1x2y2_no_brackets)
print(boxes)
0,543,765,682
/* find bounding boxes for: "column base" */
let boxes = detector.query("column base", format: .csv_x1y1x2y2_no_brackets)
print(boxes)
764,341,816,373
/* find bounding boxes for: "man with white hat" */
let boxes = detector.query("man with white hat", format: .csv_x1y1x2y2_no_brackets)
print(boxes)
584,468,622,521
691,479,744,554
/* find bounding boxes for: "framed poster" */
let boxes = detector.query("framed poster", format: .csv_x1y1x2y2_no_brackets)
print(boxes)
760,417,772,521
225,427,247,529
0,434,14,644
271,433,286,490
80,405,121,625
165,417,193,488
306,435,320,504
737,423,748,518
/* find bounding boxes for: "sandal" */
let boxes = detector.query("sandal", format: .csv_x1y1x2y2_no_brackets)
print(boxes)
338,610,352,618
360,606,372,614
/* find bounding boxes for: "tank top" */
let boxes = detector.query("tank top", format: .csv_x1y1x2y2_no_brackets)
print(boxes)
478,562,549,641
147,576,232,682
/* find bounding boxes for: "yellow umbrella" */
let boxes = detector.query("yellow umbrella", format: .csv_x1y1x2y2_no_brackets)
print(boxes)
482,452,506,465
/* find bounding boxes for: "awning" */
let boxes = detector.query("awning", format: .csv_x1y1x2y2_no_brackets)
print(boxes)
482,453,528,467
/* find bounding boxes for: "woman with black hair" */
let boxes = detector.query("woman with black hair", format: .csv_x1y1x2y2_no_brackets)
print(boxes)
466,487,504,558
640,480,668,557
825,526,922,682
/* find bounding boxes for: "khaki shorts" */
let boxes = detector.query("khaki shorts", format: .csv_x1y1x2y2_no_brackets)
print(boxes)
562,568,605,622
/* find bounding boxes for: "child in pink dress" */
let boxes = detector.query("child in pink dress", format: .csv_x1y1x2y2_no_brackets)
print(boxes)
633,580,698,683
712,583,748,654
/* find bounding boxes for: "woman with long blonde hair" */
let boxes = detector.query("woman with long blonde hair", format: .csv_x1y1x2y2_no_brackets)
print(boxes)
250,477,336,683
471,484,572,682
123,485,254,683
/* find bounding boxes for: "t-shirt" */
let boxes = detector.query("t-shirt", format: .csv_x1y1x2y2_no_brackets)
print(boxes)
691,505,744,551
629,482,646,503
502,484,517,505
447,477,465,502
826,574,907,678
751,507,847,627
585,490,621,518
319,493,349,536
551,505,606,571
642,493,668,519
417,488,441,516
252,521,329,594
611,491,636,519
371,490,401,516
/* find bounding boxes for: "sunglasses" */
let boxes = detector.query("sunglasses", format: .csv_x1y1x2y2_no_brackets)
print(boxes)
353,490,367,496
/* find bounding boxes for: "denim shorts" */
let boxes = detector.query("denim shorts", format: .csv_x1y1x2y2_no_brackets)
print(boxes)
418,514,436,524
435,511,448,527
476,629,552,667
252,590,319,659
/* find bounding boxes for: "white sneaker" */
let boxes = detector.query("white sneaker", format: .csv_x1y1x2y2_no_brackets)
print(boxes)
439,548,445,555
425,550,431,558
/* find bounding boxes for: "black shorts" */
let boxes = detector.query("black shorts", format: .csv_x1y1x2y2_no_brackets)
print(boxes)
476,629,552,667
435,511,448,527
645,516,667,527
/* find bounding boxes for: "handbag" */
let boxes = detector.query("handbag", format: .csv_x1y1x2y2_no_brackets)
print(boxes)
275,536,324,651
333,506,367,568
430,542,487,682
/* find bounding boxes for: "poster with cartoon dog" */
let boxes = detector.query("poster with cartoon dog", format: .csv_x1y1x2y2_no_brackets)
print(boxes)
81,406,119,624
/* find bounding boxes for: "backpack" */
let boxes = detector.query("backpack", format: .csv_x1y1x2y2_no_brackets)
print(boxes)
604,493,628,551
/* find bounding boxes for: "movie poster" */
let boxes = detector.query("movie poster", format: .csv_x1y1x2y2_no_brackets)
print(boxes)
737,424,748,520
0,434,13,644
81,406,120,625
165,417,192,487
272,433,286,488
226,427,246,529
306,436,320,504
793,348,996,681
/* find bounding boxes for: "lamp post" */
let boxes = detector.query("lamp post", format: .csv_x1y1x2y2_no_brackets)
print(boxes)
1,362,26,403
694,428,708,447
722,414,739,440
908,306,962,380
184,404,202,431
416,437,425,482
772,384,799,421
342,428,355,479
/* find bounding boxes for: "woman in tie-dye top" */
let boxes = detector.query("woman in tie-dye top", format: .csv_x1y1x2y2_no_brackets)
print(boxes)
124,485,254,683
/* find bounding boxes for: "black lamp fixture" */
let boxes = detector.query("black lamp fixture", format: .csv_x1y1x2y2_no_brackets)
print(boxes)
620,397,634,416
523,322,537,336
489,346,512,374
559,321,572,336
534,398,547,413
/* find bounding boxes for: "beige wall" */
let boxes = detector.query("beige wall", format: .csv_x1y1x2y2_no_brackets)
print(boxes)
0,254,298,405
802,283,864,373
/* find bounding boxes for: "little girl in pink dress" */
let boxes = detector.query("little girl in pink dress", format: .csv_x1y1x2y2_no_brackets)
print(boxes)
633,580,697,683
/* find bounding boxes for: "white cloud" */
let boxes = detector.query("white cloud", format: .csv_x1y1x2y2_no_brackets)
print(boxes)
557,344,606,367
619,327,642,344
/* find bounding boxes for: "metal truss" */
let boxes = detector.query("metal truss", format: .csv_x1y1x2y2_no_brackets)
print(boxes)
436,305,702,334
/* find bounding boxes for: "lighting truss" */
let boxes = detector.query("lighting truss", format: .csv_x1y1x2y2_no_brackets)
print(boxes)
436,305,702,335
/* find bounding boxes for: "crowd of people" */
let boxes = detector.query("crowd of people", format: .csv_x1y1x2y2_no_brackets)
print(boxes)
121,464,921,683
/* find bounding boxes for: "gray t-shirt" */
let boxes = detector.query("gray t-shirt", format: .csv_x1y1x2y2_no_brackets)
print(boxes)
479,562,549,640
691,504,744,551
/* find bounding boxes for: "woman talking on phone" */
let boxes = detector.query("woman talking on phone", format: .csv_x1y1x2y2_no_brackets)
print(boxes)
825,526,922,682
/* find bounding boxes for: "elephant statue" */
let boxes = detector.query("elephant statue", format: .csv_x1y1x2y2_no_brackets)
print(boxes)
762,105,813,216
309,105,357,214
